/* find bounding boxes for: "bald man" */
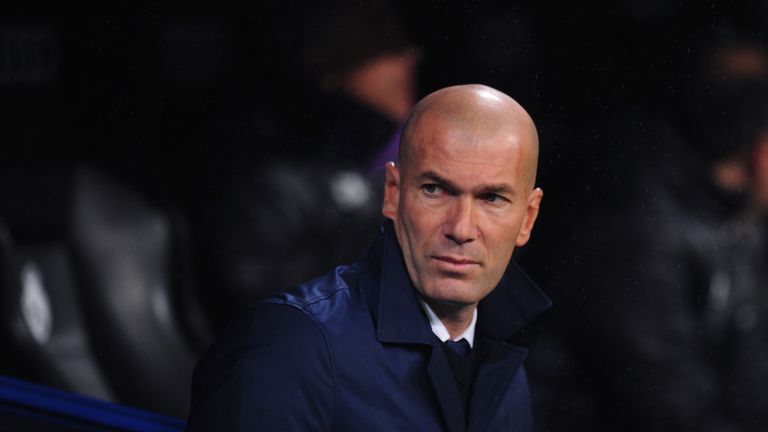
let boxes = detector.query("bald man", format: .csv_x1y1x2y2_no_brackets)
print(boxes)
187,85,551,432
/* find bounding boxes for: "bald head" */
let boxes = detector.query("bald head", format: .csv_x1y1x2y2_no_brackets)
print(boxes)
399,84,539,189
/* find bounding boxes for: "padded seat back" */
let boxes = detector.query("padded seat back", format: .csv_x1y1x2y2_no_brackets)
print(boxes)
0,165,203,417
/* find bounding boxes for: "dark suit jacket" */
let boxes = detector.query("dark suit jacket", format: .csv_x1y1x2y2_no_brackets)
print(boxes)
187,223,551,431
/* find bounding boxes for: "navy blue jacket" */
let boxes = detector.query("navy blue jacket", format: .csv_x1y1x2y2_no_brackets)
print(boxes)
187,223,551,431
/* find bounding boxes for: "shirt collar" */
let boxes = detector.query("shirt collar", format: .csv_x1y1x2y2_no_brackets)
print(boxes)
417,297,478,347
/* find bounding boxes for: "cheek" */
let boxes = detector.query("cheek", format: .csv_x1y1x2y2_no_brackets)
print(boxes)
483,212,525,253
397,197,426,251
401,194,437,232
485,232,514,259
402,203,448,263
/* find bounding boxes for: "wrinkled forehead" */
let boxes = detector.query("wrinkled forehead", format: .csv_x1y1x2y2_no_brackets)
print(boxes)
402,110,538,187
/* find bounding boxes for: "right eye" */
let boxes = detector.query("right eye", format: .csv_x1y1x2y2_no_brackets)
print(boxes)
422,184,443,196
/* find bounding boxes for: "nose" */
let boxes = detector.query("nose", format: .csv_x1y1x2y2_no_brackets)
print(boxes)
444,197,476,245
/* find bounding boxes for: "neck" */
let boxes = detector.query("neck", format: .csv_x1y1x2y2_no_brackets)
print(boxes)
428,301,477,340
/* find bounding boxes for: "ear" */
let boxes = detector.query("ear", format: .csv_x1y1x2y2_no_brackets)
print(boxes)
382,162,401,220
515,187,543,247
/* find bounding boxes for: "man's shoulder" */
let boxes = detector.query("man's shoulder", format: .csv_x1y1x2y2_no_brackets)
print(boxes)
263,262,364,313
189,287,343,430
193,265,361,368
259,265,360,310
194,262,373,380
193,236,384,389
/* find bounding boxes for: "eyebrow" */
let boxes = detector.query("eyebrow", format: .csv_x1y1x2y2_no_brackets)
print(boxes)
417,170,516,197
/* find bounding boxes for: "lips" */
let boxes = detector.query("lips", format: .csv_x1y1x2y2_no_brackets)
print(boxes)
431,255,480,266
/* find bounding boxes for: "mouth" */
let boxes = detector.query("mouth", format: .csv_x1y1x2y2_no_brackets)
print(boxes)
431,255,480,269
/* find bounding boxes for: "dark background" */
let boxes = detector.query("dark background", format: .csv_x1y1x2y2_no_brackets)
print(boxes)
2,0,767,428
5,0,763,245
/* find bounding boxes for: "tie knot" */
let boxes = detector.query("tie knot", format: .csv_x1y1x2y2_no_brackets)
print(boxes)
444,338,471,357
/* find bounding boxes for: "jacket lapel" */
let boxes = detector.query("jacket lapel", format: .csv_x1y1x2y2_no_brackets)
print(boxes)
467,259,550,431
364,224,467,432
427,343,468,432
468,340,527,432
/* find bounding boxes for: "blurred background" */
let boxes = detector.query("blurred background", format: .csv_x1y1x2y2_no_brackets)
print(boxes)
3,0,768,430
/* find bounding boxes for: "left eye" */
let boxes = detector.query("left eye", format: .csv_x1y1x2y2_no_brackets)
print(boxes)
483,193,500,202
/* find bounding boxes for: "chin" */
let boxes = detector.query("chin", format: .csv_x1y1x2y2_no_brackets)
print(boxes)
421,282,485,308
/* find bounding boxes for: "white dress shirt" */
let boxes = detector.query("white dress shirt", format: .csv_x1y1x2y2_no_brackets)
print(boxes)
418,297,478,348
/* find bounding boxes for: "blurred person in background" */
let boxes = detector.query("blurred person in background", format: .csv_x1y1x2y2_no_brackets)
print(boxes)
549,28,768,431
194,0,420,330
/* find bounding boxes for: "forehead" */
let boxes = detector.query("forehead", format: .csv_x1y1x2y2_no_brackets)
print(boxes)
406,116,529,187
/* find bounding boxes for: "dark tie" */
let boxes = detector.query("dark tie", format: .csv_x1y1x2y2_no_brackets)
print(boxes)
444,338,471,357
441,338,474,420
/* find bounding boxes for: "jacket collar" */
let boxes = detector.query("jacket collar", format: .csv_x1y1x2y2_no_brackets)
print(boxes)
364,222,551,345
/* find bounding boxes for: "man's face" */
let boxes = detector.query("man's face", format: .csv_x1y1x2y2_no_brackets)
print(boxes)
382,114,542,308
